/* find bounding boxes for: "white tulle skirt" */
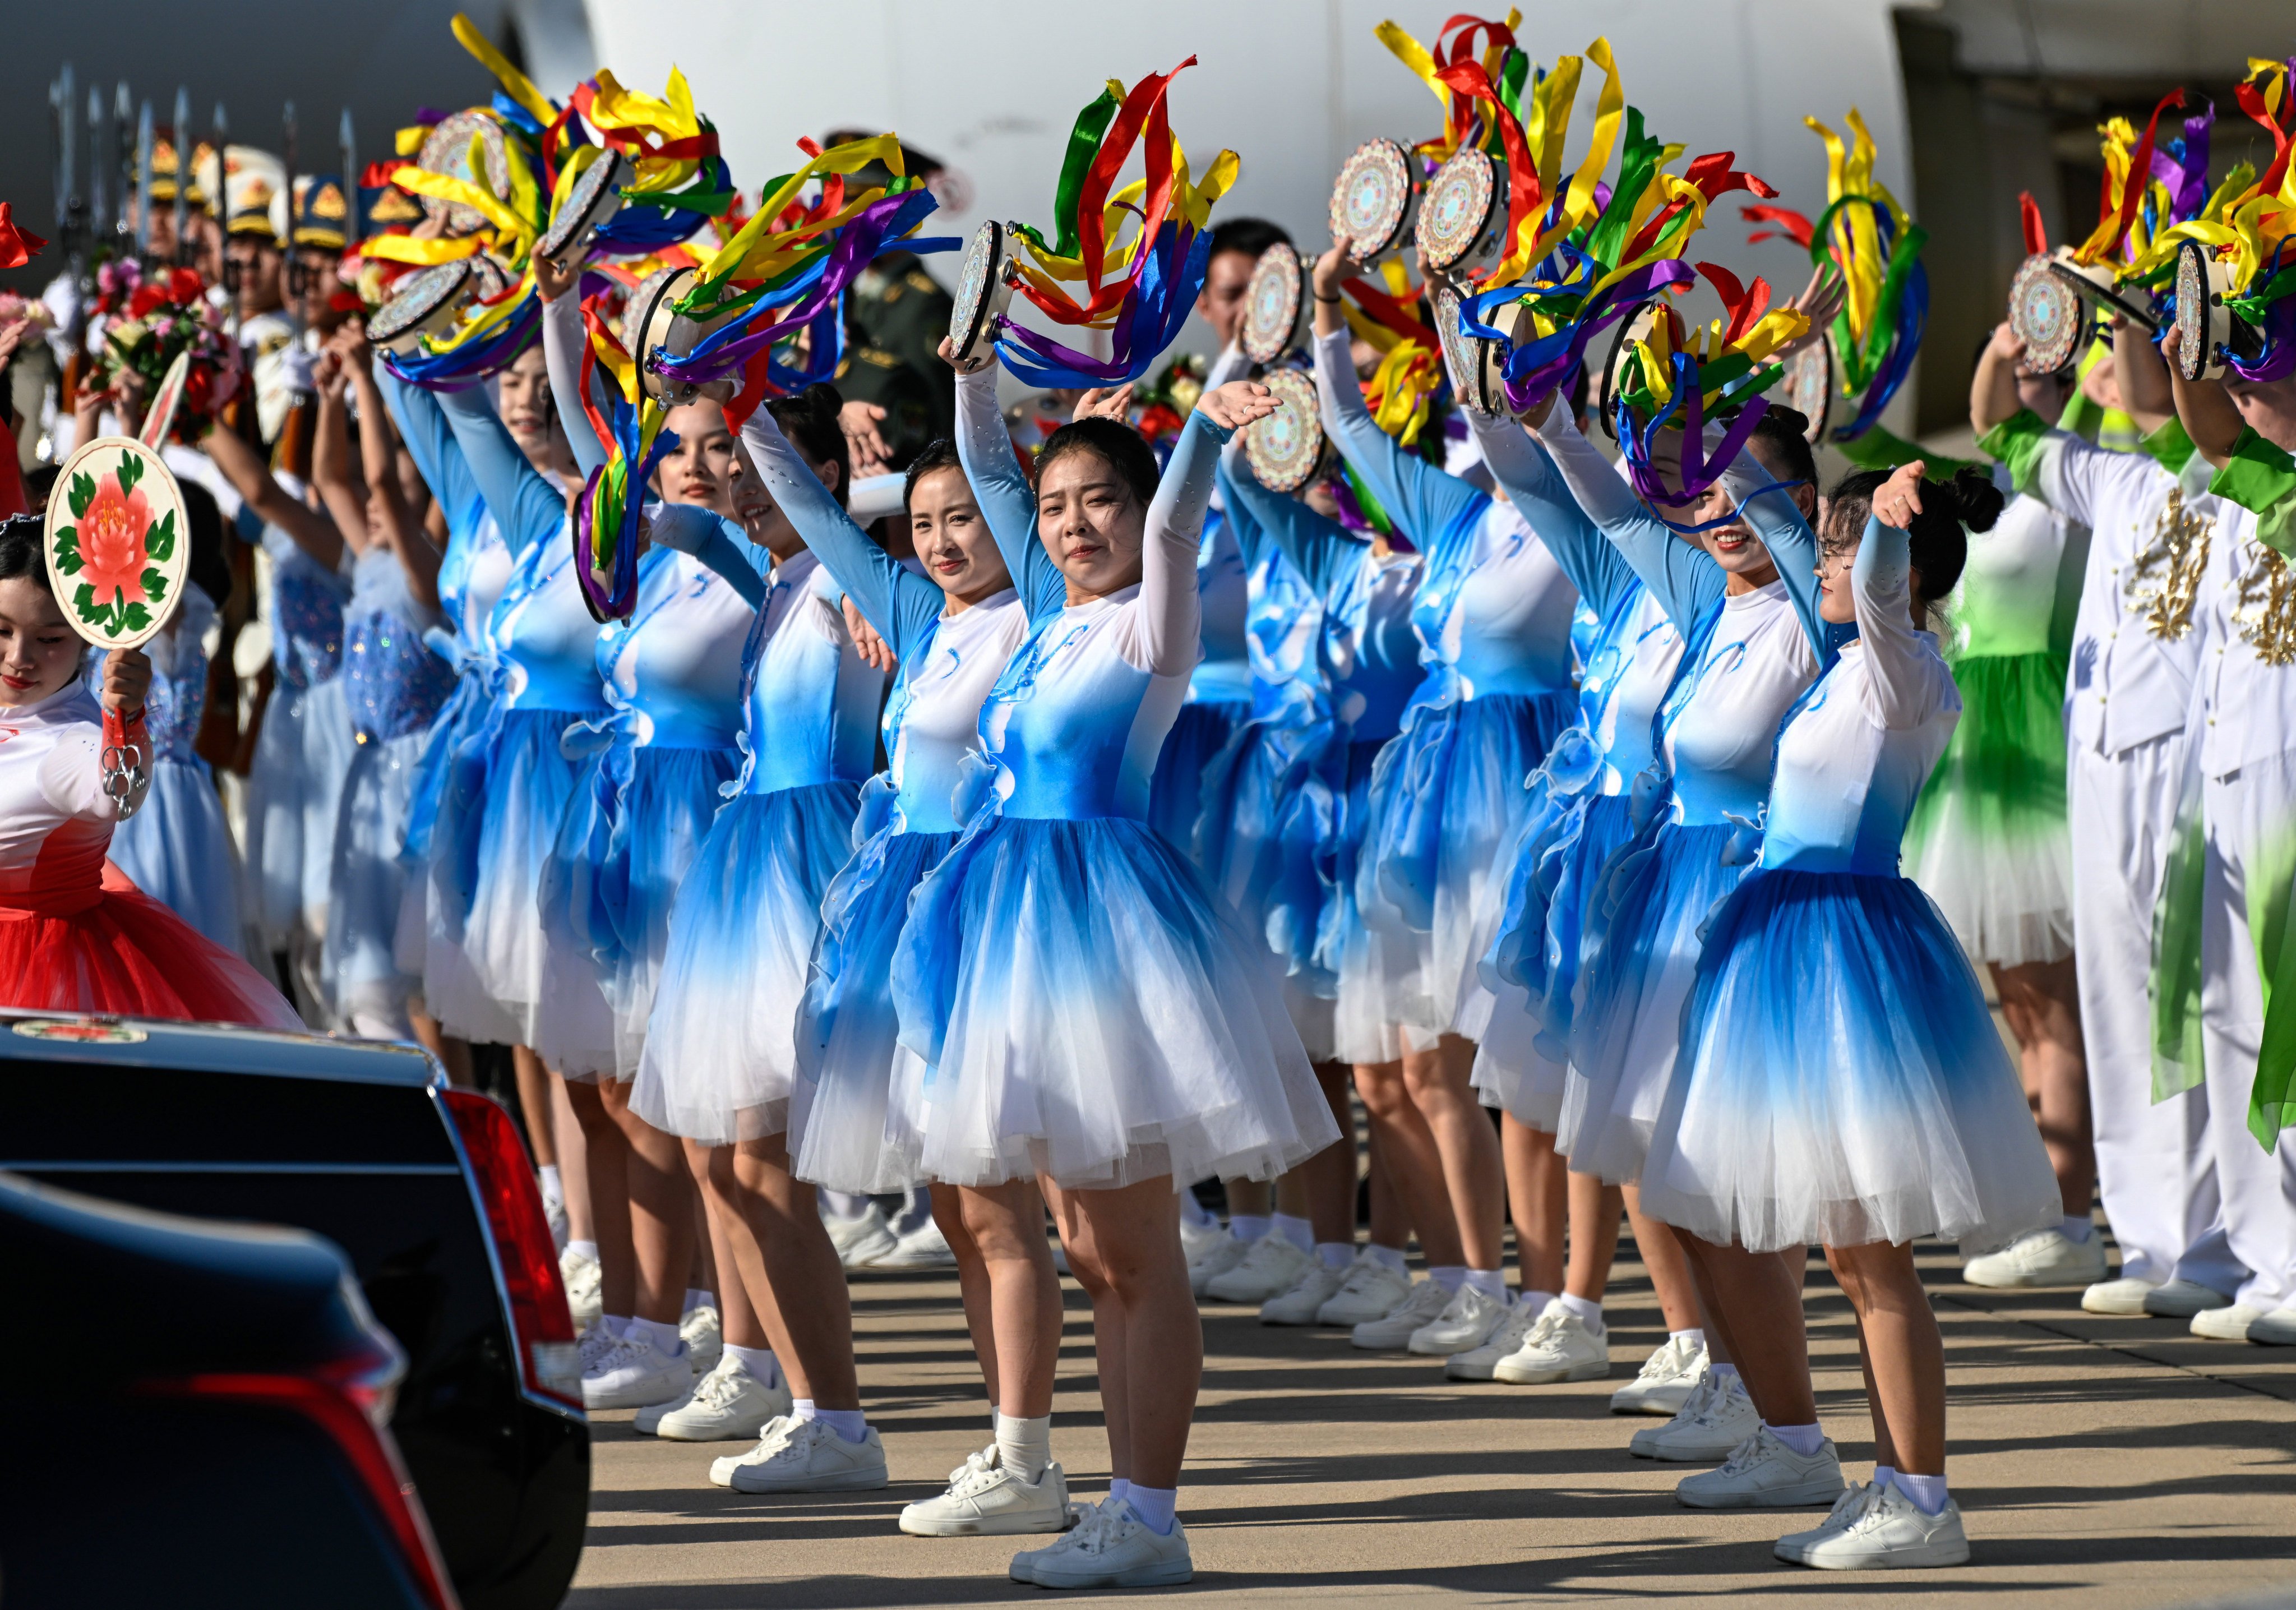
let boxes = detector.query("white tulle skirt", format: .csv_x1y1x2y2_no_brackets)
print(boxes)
324,731,428,1034
244,674,355,951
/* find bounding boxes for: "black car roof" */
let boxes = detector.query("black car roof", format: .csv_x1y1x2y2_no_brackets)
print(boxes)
0,1010,441,1089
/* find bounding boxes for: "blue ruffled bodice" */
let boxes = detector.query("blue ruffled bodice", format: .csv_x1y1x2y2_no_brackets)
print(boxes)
602,551,750,753
493,535,612,714
343,548,456,742
734,552,885,797
1245,542,1326,726
263,527,348,691
977,593,1182,823
1323,548,1424,741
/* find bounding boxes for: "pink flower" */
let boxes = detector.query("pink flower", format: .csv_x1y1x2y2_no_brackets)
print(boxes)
77,476,153,609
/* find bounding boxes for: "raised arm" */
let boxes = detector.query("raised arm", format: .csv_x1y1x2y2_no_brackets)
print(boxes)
1218,449,1368,598
1136,404,1239,676
348,352,444,611
640,503,769,608
1531,407,1723,630
951,357,1065,619
540,284,609,479
1855,468,1951,728
435,384,568,561
376,362,485,544
1311,326,1484,561
1467,409,1636,615
1719,447,1827,661
200,419,348,571
740,407,943,653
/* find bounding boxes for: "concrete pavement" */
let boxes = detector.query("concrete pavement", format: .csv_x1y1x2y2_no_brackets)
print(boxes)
567,1234,2296,1608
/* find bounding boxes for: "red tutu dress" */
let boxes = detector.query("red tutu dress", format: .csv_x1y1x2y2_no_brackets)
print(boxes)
1,681,303,1030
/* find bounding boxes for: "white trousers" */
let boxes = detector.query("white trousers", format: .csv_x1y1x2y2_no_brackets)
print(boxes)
2202,753,2296,1312
2069,733,2240,1291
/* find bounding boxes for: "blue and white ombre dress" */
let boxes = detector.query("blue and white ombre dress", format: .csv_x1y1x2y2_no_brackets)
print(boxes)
378,370,516,1044
1311,328,1580,1055
432,372,616,1068
1639,509,2058,1254
1540,419,1833,1183
632,421,891,1147
1464,412,1688,1128
890,400,1336,1190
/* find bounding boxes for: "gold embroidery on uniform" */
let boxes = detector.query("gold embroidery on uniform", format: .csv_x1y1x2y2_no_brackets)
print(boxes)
2123,486,2212,639
2233,539,2296,666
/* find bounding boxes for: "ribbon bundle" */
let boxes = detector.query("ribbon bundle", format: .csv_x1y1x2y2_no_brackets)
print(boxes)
564,68,738,258
571,306,677,621
2173,58,2296,380
988,62,1239,387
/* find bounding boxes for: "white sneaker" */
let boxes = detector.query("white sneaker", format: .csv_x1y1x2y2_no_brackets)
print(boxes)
2146,1278,2236,1318
2248,1307,2296,1345
1260,1260,1350,1325
655,1354,791,1441
873,1216,959,1270
679,1304,723,1373
824,1202,899,1270
1028,1501,1193,1589
710,1415,799,1486
1178,1215,1229,1266
1444,1294,1542,1381
1186,1234,1250,1296
560,1246,602,1334
1350,1277,1450,1350
1205,1232,1313,1304
899,1445,1071,1535
1009,1495,1102,1583
1493,1300,1612,1385
726,1417,889,1492
1799,1483,1971,1569
2081,1276,2158,1316
576,1317,622,1372
1676,1427,1845,1508
583,1328,694,1411
1612,1335,1707,1414
1961,1227,2107,1288
2192,1302,2266,1341
1632,1371,1759,1461
1775,1478,1887,1563
632,1376,695,1436
1408,1283,1510,1355
1318,1252,1413,1326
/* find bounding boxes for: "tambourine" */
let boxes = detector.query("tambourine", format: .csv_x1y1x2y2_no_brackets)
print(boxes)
634,267,751,407
45,435,190,651
1241,242,1305,366
538,152,634,268
2170,238,2262,382
1598,302,1671,440
1780,334,1833,444
415,110,514,237
369,258,483,355
948,219,1018,369
1416,147,1504,273
1243,367,1325,492
1435,284,1512,417
138,349,193,450
1329,139,1417,264
2007,253,2084,378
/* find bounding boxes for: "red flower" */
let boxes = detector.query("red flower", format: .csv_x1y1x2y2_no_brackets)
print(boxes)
77,474,154,610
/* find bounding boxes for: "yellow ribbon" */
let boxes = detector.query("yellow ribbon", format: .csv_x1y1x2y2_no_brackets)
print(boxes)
698,133,907,286
361,234,483,266
450,11,556,130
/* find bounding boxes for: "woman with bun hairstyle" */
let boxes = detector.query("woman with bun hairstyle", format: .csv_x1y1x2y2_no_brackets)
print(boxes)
1638,460,2059,1571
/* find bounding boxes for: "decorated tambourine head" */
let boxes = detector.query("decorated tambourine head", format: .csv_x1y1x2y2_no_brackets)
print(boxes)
1330,139,1417,264
1240,242,1306,366
1243,367,1326,492
2170,238,2259,383
2007,253,2082,379
416,109,515,236
1416,147,1503,274
1435,284,1510,417
369,259,486,356
45,436,190,651
1780,334,1834,445
538,152,635,269
947,219,1018,370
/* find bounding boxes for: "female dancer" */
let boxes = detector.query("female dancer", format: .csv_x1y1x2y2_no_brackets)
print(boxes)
1311,238,1582,1358
1530,391,1831,1473
0,513,300,1030
1639,459,2058,1567
899,376,1333,1587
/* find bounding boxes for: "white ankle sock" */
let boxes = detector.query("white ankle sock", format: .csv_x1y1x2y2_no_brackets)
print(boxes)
1872,1464,1897,1490
1430,1265,1467,1293
1710,1362,1740,1384
682,1288,713,1314
1315,1242,1354,1270
819,1190,872,1220
1271,1214,1314,1253
1671,1327,1706,1348
1180,1192,1217,1228
2059,1214,2094,1244
567,1240,600,1264
1230,1214,1271,1245
726,1345,776,1384
1462,1268,1507,1300
815,1408,868,1444
1894,1472,1948,1514
995,1413,1051,1482
1126,1484,1177,1534
1768,1421,1824,1457
1365,1243,1408,1276
539,1164,562,1200
629,1316,685,1357
1107,1477,1131,1507
1558,1292,1604,1333
1519,1288,1558,1316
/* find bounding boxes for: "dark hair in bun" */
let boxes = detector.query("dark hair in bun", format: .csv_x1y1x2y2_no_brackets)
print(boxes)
0,514,50,596
1034,416,1160,510
766,382,851,508
1747,406,1817,491
1824,464,2003,610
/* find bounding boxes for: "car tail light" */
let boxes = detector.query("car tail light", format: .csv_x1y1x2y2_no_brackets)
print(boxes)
442,1088,583,1411
148,1369,460,1610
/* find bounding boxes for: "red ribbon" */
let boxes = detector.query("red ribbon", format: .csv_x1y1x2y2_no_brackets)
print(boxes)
1743,204,1814,249
1431,58,1540,279
1694,262,1772,347
1683,153,1777,204
2018,191,2048,256
1015,60,1194,330
2238,73,2293,200
2106,91,2184,260
0,203,48,270
1341,275,1434,344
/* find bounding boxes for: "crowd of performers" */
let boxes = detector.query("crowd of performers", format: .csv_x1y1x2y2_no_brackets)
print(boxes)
7,11,2296,1586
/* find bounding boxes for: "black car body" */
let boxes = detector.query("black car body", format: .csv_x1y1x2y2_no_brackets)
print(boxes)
0,1012,588,1609
0,1170,459,1608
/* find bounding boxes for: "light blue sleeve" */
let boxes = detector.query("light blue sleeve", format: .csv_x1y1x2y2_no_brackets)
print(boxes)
1535,410,1726,631
542,293,609,479
1312,328,1485,568
1467,410,1636,617
1728,463,1830,662
1221,449,1369,599
435,384,566,561
645,504,770,608
376,370,485,545
953,365,1065,621
741,408,943,655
